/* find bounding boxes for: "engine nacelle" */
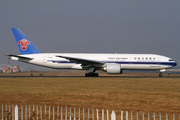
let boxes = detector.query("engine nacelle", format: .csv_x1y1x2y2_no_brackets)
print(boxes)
103,63,122,74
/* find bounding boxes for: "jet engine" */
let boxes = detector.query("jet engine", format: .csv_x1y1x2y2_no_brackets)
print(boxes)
103,63,122,74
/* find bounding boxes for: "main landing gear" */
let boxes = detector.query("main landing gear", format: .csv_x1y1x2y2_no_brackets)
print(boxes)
159,72,163,77
85,73,99,77
85,67,99,77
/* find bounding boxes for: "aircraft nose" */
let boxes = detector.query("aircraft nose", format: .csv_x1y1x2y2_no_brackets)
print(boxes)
172,61,177,67
174,62,177,67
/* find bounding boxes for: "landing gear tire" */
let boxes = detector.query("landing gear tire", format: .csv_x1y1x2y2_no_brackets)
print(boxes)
85,73,99,77
159,72,163,77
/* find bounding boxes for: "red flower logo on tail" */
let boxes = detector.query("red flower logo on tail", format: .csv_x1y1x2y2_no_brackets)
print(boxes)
18,39,31,50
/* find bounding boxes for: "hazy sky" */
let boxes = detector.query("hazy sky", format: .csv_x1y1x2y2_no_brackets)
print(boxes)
0,1,180,70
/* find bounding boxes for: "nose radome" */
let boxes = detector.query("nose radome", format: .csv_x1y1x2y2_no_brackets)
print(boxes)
174,62,177,67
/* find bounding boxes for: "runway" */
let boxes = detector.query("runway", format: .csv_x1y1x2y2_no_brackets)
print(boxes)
0,76,180,78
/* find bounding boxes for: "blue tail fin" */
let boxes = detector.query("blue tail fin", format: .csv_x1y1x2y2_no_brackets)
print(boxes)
12,28,41,55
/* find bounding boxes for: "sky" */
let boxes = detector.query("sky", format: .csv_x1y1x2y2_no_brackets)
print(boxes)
0,1,180,70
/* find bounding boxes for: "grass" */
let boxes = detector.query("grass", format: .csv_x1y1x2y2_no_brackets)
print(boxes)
1,72,180,119
0,76,180,112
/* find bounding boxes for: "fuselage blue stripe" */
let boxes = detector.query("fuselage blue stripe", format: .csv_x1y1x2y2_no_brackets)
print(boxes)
51,60,177,67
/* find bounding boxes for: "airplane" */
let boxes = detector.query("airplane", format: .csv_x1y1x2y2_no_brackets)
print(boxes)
5,28,177,77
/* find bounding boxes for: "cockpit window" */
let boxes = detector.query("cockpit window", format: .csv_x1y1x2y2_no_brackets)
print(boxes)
169,59,174,61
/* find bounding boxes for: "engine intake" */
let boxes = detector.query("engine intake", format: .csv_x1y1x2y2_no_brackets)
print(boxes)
103,63,122,74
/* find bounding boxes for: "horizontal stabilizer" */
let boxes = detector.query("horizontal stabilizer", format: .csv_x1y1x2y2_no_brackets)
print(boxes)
5,54,33,60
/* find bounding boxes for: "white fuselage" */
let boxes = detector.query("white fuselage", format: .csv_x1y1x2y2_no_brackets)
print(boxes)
12,53,177,71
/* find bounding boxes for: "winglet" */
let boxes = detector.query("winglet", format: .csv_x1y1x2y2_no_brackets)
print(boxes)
12,28,41,55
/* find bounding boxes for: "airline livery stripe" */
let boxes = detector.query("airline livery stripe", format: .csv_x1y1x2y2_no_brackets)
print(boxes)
51,61,176,67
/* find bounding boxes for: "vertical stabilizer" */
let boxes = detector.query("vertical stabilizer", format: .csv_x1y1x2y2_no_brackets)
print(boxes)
12,28,41,55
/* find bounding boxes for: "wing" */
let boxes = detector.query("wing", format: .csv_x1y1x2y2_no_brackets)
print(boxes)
5,54,33,60
56,55,104,67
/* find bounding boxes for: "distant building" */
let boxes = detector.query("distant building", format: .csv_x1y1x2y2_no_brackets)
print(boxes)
13,66,20,73
2,66,20,73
